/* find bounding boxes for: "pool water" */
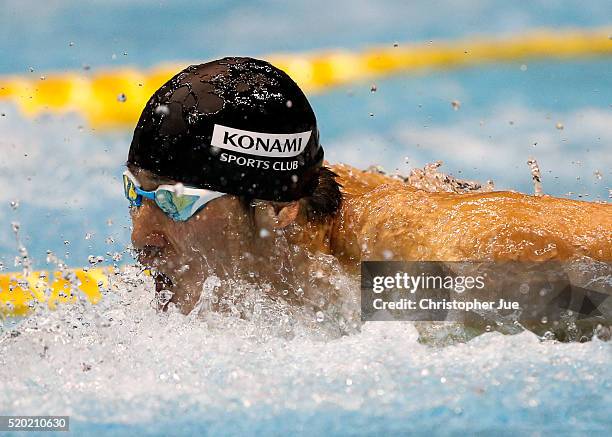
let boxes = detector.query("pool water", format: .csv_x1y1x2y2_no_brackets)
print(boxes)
1,268,610,436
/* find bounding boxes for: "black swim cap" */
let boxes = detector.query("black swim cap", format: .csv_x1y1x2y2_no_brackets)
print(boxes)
128,57,324,201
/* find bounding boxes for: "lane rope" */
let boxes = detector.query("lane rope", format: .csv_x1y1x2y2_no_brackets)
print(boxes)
0,28,610,128
0,268,112,318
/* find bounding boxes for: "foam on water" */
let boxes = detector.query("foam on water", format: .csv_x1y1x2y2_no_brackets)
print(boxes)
1,263,611,435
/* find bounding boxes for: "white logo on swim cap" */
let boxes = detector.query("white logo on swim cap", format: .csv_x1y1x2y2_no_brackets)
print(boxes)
211,124,312,158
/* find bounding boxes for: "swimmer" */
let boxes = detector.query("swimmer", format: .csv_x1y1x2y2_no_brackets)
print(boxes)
125,57,611,316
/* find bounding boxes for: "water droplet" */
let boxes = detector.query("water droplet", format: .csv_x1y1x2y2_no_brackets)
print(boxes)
315,311,325,322
285,100,293,108
174,183,185,196
259,229,270,238
369,112,374,117
117,93,127,103
520,64,528,71
105,236,115,245
155,104,169,115
527,158,543,196
370,84,377,93
382,250,393,260
157,288,174,307
69,41,74,47
555,122,564,130
39,75,46,81
9,200,19,210
88,255,104,265
83,64,91,71
451,100,461,111
85,232,93,240
28,66,35,73
291,174,298,183
46,251,58,264
393,42,399,47
345,378,353,386
593,170,602,180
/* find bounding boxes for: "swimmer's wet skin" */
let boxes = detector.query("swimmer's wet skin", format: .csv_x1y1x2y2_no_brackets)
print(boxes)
329,164,611,266
126,57,611,337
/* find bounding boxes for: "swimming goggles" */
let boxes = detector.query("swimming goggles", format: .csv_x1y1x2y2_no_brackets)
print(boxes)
122,170,225,221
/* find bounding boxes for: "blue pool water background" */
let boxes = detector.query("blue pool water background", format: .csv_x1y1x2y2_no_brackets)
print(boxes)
2,0,611,75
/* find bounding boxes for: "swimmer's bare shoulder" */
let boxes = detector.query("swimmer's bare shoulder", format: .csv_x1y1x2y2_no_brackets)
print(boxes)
328,163,612,265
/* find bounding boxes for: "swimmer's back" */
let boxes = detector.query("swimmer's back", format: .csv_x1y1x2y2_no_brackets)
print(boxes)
329,163,612,264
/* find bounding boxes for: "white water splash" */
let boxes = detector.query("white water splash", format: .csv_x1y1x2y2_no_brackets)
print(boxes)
0,265,610,434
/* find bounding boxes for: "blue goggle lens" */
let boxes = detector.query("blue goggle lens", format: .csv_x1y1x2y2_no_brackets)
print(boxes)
154,189,202,221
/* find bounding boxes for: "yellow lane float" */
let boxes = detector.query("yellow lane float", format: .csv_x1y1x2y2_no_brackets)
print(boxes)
0,268,111,318
0,28,610,128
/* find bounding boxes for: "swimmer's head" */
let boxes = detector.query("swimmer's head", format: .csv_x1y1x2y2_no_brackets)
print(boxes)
125,57,342,313
128,56,324,201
